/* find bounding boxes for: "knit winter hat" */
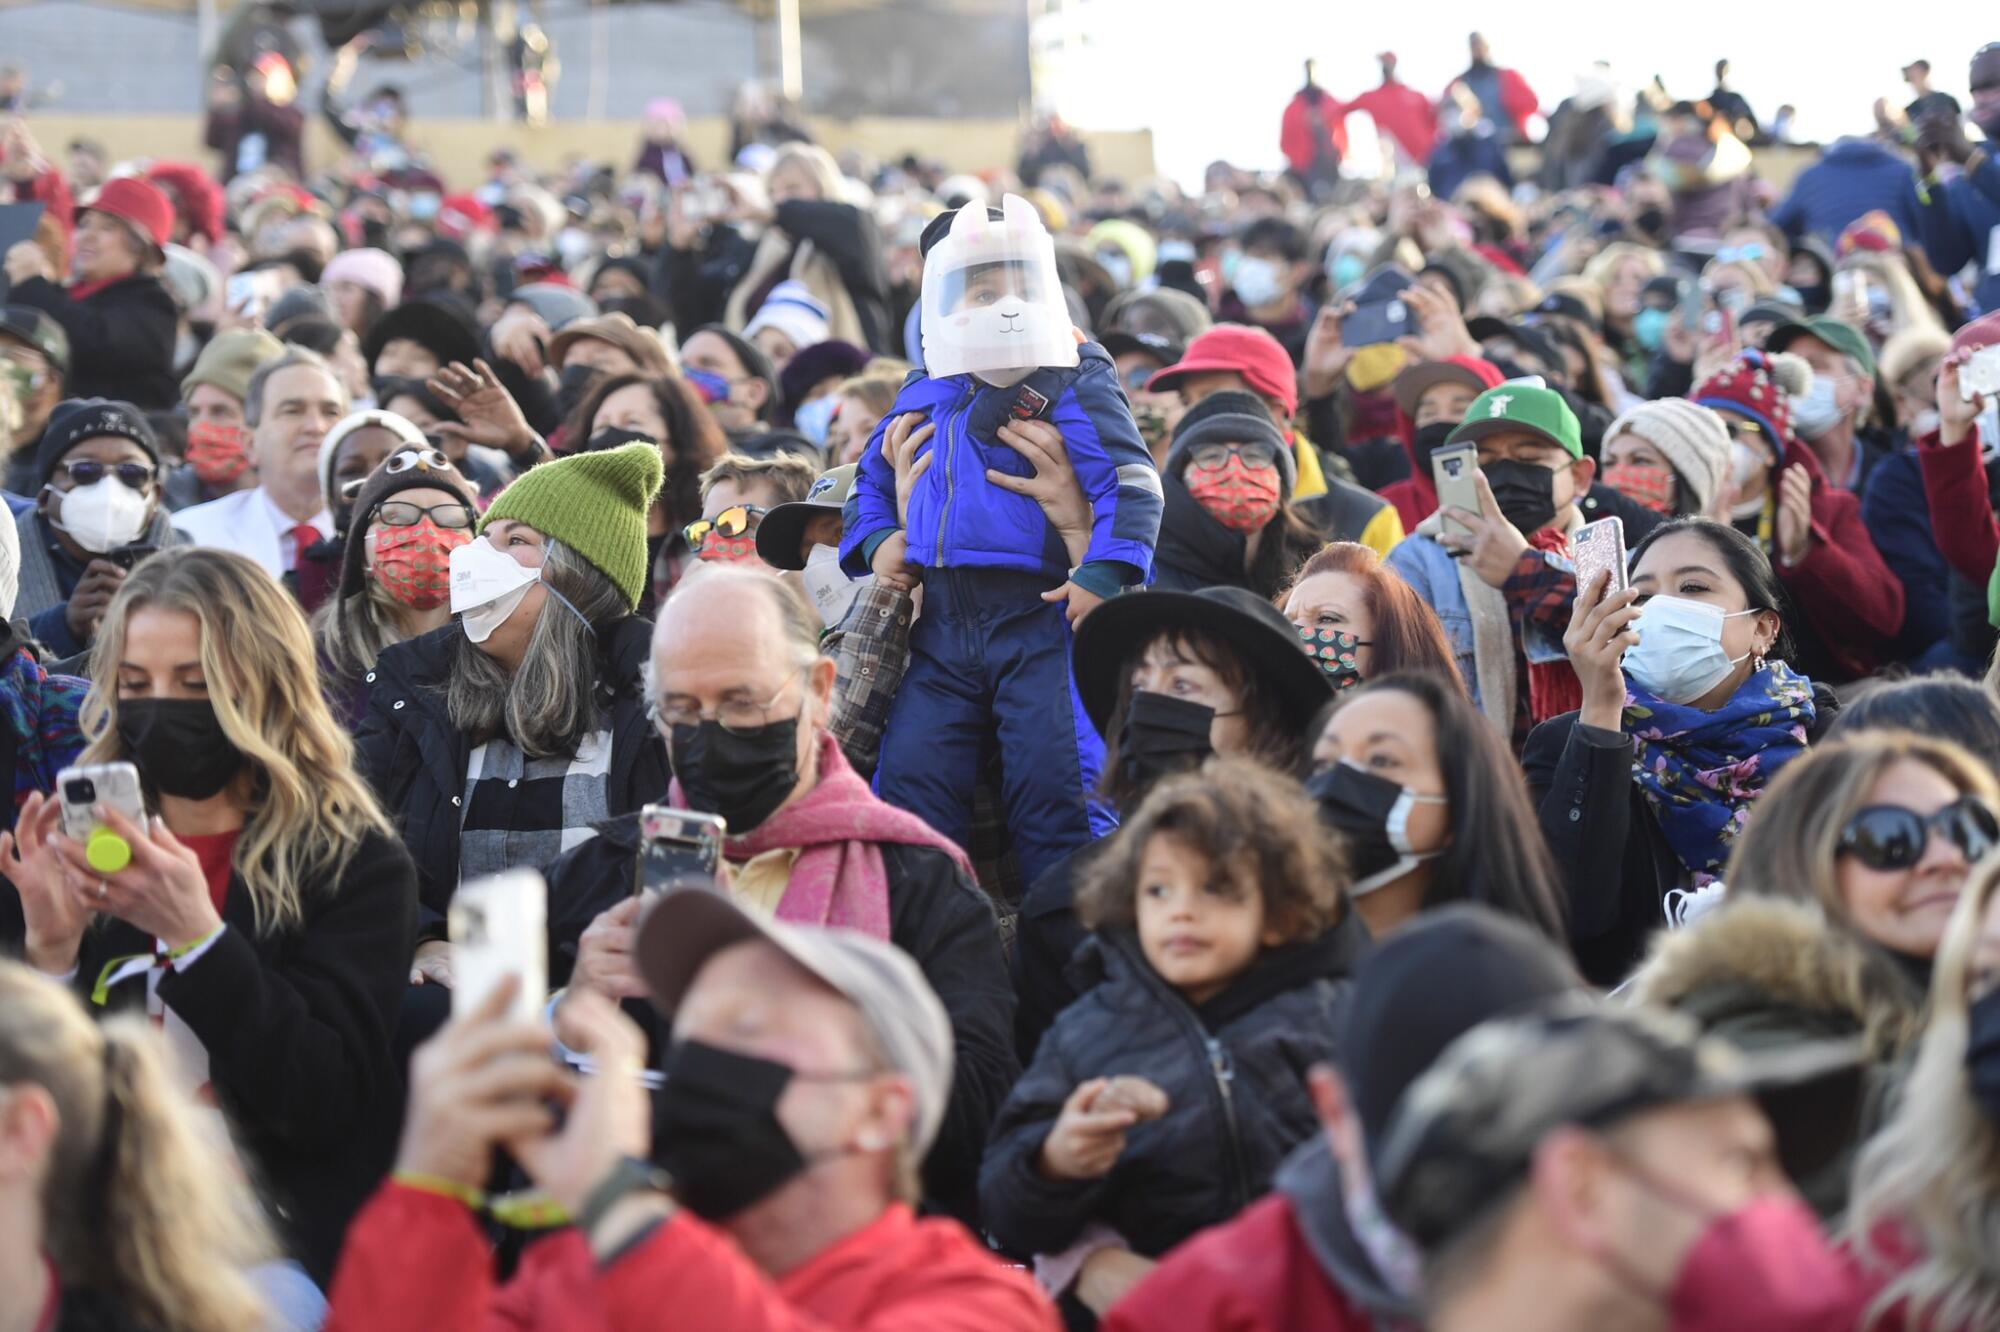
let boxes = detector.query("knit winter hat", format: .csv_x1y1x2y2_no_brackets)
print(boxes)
745,280,832,352
478,442,664,610
321,247,406,308
1602,398,1733,515
181,328,286,405
1164,389,1295,496
37,398,159,485
1691,349,1811,451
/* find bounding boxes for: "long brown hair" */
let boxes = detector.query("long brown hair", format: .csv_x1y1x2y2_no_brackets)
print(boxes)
0,964,272,1332
1278,542,1464,690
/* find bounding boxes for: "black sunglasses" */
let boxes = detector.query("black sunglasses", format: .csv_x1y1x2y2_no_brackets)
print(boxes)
57,460,154,491
1837,797,2000,871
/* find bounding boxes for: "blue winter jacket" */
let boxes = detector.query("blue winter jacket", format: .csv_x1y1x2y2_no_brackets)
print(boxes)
839,342,1162,595
1916,150,2000,317
1770,139,1922,249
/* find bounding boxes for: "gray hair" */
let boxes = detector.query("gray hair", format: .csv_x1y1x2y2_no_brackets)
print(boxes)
446,539,630,758
244,346,347,427
644,567,822,701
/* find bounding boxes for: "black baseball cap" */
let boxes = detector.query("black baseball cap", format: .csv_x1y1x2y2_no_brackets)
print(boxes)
0,305,69,376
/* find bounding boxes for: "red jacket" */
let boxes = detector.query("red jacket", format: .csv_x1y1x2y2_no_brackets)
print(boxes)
1344,81,1438,164
326,1183,1060,1332
1282,89,1351,175
1772,435,1905,679
1913,425,1997,586
1101,1194,1378,1332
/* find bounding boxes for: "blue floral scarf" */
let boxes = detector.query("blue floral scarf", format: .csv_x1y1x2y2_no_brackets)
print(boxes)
1625,662,1816,881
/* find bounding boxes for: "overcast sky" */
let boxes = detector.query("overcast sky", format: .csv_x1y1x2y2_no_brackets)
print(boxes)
1041,0,1985,187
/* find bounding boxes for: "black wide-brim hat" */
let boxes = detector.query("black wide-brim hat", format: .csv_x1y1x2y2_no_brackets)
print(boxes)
1072,584,1332,739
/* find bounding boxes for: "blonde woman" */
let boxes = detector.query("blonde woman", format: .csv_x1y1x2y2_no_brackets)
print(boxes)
0,546,418,1286
1850,855,2000,1331
0,963,272,1332
1628,733,2000,1213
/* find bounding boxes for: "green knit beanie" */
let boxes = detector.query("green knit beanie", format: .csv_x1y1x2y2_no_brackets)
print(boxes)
479,442,664,610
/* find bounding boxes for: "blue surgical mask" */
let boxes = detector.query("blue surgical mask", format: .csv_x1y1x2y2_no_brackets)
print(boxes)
792,394,837,447
1330,252,1367,291
1633,307,1670,352
1623,596,1759,704
1232,255,1286,308
1157,239,1196,265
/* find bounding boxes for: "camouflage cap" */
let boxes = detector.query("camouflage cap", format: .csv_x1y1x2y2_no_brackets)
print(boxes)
1374,998,1863,1251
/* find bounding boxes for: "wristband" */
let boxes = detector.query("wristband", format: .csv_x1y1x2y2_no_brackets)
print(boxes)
576,1156,672,1237
165,925,224,961
393,1171,486,1211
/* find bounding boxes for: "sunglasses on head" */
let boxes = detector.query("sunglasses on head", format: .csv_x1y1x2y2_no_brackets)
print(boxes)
682,504,767,546
57,459,154,491
1837,797,2000,871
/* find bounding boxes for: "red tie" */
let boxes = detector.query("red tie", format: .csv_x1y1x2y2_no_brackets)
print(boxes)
289,523,319,572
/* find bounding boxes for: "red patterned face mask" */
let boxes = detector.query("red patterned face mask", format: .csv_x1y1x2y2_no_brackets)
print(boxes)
697,532,762,565
1602,461,1678,515
371,519,471,609
184,421,254,486
1184,455,1283,533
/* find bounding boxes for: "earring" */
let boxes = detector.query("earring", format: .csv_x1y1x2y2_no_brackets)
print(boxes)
1753,653,1767,673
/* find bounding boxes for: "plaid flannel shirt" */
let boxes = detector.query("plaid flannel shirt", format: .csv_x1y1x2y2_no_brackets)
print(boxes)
1500,548,1580,750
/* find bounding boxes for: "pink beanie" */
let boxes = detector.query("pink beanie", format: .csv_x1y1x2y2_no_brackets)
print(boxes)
321,247,405,309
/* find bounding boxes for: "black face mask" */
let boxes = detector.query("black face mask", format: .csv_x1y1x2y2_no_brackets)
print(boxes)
586,424,658,454
669,716,801,834
1634,206,1667,238
1792,281,1830,315
1968,990,2000,1125
1116,690,1216,797
116,699,244,800
558,363,605,420
1411,421,1457,475
1307,762,1443,895
652,1041,812,1219
1481,458,1562,534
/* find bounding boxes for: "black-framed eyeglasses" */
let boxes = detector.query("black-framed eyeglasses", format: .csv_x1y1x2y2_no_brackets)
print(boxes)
375,500,478,530
55,460,154,491
682,504,768,546
1837,797,2000,871
647,664,804,736
1188,441,1280,471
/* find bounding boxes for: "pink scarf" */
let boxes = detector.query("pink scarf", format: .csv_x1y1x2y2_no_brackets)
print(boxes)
667,729,972,940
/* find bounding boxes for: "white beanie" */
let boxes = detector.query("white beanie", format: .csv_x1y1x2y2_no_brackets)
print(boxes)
1602,398,1732,515
744,280,831,353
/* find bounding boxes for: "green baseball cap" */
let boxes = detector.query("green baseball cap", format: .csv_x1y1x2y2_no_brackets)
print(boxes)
1445,383,1583,459
1767,316,1876,381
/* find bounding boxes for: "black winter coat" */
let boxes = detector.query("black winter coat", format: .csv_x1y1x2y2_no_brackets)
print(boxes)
541,809,1020,1226
77,829,417,1285
1151,475,1324,600
353,615,667,940
980,919,1364,1262
1523,680,1840,987
9,274,178,409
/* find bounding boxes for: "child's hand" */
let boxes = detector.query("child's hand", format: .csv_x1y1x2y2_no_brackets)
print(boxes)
1039,1078,1143,1180
869,530,921,594
881,413,936,526
1042,580,1104,626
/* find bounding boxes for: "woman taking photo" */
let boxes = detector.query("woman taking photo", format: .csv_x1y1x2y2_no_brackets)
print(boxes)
1528,517,1835,984
313,445,481,730
1849,855,2000,1331
355,442,667,983
0,964,274,1332
0,546,418,1285
1630,730,2000,1214
1014,583,1331,1057
1309,670,1566,942
562,370,728,610
1278,542,1462,693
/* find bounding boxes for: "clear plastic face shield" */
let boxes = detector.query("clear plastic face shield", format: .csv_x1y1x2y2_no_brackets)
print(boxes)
920,193,1078,386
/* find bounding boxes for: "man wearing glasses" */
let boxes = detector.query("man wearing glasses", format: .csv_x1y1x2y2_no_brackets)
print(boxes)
541,564,1018,1229
683,451,817,569
12,396,184,661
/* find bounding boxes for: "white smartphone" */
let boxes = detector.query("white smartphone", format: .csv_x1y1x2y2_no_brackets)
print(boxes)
54,762,147,845
1431,441,1481,541
449,869,547,1022
1571,516,1628,599
1961,345,2000,401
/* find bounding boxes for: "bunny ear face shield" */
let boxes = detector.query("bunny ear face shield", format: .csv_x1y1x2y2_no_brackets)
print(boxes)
920,193,1078,383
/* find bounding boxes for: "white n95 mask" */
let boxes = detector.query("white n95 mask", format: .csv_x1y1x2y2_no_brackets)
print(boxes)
449,536,540,644
1622,596,1758,704
51,476,151,554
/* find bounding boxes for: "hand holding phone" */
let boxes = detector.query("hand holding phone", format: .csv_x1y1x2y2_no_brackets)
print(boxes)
54,763,147,872
1571,517,1628,601
451,870,547,1021
1431,442,1481,543
635,805,726,897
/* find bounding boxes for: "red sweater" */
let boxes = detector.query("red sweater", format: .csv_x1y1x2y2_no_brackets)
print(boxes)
326,1182,1060,1332
1101,1194,1378,1332
1914,425,1998,586
1773,436,1905,679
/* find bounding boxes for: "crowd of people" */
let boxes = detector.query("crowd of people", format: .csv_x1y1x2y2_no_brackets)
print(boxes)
4,23,2000,1332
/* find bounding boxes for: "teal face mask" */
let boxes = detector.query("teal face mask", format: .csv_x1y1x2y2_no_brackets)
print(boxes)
1633,307,1670,353
1330,253,1367,291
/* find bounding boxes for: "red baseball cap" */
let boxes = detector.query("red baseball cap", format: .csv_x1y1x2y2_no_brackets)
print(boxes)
1392,355,1505,419
1146,323,1299,417
82,177,174,254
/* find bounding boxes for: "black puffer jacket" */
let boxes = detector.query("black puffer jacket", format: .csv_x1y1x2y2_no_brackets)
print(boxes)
542,807,1019,1227
980,916,1365,1261
353,615,667,939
